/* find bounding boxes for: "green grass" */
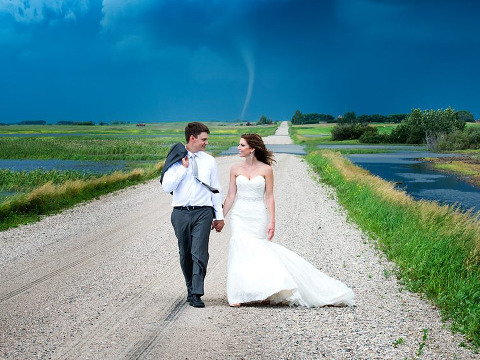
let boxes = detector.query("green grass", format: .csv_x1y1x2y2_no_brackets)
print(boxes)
0,122,278,230
292,123,335,135
0,166,162,230
0,169,97,192
331,149,393,155
466,123,480,129
290,123,335,144
291,122,480,149
0,122,238,135
290,122,398,143
374,123,398,134
307,150,480,348
0,123,278,160
0,136,176,160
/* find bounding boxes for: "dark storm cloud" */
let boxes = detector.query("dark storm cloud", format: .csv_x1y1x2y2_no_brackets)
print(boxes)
0,0,479,123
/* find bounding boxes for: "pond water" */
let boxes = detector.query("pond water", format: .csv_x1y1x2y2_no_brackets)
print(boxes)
0,159,127,173
317,144,426,150
221,144,307,156
338,149,480,214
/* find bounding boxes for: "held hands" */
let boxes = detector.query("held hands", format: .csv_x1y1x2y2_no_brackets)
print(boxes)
212,220,225,233
267,222,275,241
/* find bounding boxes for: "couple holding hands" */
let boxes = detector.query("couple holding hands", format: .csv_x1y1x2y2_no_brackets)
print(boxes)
160,122,354,308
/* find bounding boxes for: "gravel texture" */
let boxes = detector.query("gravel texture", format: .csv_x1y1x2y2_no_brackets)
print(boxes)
0,124,477,359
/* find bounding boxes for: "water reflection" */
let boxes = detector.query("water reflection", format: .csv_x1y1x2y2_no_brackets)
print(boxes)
317,144,426,150
346,151,480,213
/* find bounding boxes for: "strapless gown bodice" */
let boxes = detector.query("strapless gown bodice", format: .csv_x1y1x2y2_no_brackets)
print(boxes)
227,175,355,307
229,175,268,240
235,174,266,198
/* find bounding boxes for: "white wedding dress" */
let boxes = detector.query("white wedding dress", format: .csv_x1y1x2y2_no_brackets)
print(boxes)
227,175,355,307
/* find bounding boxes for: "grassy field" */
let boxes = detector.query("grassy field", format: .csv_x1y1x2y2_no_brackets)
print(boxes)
0,121,278,229
0,122,277,160
290,122,398,143
291,122,480,143
425,156,480,187
307,150,480,349
0,121,265,136
289,123,399,153
291,122,480,177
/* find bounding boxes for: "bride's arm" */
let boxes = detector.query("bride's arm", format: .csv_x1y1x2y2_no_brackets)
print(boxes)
265,166,275,240
222,166,237,217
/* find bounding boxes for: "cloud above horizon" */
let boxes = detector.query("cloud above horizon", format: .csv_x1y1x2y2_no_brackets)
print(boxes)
0,0,90,23
1,0,479,123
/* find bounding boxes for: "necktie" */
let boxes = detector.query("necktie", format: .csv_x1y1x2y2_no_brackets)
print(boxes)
191,154,219,193
191,154,198,177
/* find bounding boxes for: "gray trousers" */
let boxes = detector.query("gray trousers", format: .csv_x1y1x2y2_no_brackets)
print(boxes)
171,207,213,296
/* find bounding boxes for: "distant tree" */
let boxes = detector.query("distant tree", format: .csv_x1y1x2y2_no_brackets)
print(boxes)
74,121,95,126
390,107,465,148
20,120,46,125
291,110,334,124
435,127,480,151
337,113,407,124
356,115,370,123
341,112,356,124
303,113,334,123
356,114,388,123
331,123,372,141
359,126,390,143
291,110,303,124
322,114,337,123
456,110,474,123
257,115,272,125
387,114,408,123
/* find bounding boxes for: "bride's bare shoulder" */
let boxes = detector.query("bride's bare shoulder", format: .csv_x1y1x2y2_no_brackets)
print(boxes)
262,163,273,174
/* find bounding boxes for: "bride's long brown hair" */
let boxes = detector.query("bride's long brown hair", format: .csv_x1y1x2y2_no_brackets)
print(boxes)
241,133,276,166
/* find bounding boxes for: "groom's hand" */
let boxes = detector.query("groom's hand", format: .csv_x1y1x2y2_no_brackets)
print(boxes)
181,156,189,168
212,220,225,232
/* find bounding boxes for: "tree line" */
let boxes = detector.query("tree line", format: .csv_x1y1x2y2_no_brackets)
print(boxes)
327,107,478,151
290,109,475,125
291,110,412,125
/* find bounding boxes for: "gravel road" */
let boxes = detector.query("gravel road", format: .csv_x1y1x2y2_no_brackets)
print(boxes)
0,124,477,359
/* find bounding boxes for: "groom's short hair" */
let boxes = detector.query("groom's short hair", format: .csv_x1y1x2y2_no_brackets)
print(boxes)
185,122,210,143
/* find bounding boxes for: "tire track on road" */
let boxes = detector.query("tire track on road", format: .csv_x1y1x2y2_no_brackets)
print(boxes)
121,257,225,360
51,263,183,360
0,206,170,303
123,296,186,360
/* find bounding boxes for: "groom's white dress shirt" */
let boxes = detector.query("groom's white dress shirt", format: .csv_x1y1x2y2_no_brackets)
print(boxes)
161,150,224,220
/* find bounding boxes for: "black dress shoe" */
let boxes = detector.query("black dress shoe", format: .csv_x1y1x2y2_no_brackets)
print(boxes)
186,294,193,303
189,295,205,308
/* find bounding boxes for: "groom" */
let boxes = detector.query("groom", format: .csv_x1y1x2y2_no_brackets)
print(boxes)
160,122,224,308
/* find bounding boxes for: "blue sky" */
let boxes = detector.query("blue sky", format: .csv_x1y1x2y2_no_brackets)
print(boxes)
1,0,479,123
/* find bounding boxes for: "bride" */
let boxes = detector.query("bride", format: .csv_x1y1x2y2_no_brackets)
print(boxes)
222,133,355,307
